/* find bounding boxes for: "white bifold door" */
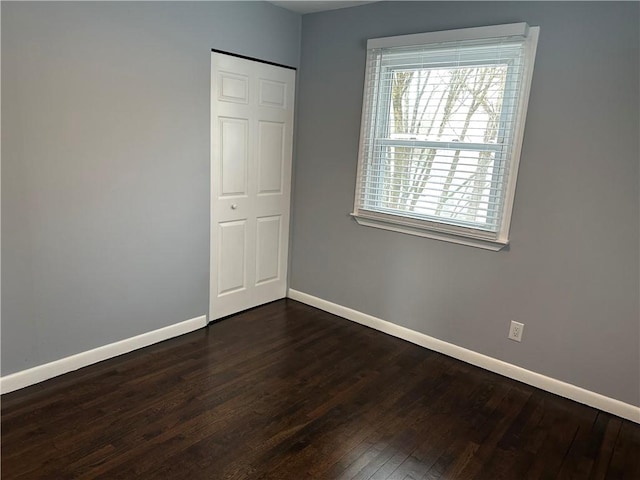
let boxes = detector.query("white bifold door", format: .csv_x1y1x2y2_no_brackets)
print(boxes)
210,52,295,320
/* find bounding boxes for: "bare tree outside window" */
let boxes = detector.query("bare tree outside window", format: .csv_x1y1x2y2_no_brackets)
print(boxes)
382,65,507,227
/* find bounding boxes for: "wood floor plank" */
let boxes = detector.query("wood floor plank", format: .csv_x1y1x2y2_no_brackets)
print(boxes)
587,414,623,480
2,299,638,479
605,420,640,479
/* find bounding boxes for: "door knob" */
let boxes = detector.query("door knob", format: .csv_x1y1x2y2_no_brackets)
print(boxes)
231,204,238,210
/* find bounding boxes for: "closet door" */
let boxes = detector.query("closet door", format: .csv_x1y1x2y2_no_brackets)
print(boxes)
210,52,295,320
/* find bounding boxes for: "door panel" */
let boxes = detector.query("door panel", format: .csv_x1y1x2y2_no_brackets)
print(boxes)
219,72,249,103
220,118,248,196
210,53,295,320
257,121,284,194
217,221,247,295
255,215,281,285
259,79,287,108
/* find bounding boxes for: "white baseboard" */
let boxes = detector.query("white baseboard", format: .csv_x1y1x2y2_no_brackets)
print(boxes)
288,289,640,424
0,314,208,395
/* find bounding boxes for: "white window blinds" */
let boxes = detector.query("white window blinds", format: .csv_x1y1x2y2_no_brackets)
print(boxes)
353,23,539,248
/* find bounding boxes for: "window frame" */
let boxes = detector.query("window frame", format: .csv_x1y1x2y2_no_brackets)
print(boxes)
352,23,540,251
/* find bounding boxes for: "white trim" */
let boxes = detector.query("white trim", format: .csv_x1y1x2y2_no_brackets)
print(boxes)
352,213,507,251
287,289,640,424
497,26,540,244
367,23,530,49
209,52,218,323
0,315,208,394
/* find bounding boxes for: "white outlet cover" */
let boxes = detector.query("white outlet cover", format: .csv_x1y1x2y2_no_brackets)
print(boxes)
509,321,524,342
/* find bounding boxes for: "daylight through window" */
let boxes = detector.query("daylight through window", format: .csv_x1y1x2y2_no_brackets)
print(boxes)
352,24,539,250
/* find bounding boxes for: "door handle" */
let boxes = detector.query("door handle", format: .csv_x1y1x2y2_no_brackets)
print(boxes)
231,204,238,210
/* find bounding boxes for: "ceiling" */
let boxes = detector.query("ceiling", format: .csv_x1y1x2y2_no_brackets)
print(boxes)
269,1,379,15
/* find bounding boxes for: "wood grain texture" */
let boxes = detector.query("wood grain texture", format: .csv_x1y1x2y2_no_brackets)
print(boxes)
2,299,639,479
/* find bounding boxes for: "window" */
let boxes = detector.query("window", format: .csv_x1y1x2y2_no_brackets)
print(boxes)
352,23,539,250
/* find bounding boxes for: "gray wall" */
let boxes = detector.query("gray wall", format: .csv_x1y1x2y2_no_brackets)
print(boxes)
1,1,300,375
291,2,640,405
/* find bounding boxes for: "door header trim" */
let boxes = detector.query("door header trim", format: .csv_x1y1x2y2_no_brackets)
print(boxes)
211,49,297,71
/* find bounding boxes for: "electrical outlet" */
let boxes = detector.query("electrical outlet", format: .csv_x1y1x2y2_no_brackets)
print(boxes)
508,321,524,342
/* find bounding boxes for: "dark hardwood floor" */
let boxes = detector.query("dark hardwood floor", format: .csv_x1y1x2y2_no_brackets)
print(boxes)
2,299,639,479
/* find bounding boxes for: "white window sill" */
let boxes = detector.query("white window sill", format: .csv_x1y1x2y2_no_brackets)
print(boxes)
351,213,509,251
